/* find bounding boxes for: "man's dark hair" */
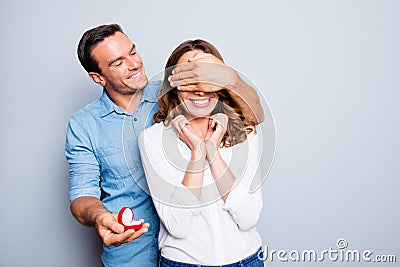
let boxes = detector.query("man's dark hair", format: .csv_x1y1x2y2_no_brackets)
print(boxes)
77,24,123,74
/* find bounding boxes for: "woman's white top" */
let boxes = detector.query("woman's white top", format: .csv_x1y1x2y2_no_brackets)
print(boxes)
138,122,263,265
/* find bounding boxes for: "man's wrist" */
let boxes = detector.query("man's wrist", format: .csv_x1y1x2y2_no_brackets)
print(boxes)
92,208,111,227
225,68,243,96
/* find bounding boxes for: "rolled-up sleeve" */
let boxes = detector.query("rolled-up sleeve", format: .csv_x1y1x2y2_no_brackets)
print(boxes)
65,116,101,203
222,131,263,231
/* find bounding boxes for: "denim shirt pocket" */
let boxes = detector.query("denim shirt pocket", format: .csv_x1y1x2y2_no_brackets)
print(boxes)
95,146,133,189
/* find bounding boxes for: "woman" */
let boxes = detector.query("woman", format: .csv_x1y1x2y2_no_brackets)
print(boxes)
138,39,264,266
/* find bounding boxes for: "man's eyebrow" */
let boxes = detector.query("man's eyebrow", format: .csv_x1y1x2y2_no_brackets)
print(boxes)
108,44,136,67
130,44,136,53
108,56,123,67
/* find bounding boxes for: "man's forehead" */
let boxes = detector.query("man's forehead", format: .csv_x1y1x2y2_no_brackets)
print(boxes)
91,33,135,61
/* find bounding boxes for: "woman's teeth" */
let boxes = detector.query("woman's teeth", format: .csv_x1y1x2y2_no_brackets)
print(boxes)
191,99,210,106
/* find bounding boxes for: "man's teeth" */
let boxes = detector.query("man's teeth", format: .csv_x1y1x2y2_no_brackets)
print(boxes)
130,72,140,79
191,99,210,105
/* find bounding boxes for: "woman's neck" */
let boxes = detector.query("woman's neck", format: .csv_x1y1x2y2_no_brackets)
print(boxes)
188,117,209,139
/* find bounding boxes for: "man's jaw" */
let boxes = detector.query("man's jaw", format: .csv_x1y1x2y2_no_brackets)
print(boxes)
127,69,148,89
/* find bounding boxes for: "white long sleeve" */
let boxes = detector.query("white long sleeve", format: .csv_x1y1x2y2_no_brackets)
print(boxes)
138,128,201,239
222,130,263,230
138,122,263,265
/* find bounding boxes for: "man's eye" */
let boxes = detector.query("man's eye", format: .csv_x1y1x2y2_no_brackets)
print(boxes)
130,51,136,56
114,61,122,67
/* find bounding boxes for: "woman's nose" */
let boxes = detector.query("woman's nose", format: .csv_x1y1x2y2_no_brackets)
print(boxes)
194,91,205,96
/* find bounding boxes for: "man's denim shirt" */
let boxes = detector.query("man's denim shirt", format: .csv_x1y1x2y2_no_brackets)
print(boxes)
65,80,161,267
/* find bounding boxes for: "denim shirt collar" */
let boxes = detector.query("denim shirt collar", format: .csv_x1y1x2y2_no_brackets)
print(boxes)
141,81,159,103
98,81,159,118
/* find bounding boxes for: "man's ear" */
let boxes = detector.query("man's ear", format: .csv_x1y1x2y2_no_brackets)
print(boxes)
88,72,106,87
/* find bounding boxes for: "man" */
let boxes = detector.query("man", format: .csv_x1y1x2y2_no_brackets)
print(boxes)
65,23,264,266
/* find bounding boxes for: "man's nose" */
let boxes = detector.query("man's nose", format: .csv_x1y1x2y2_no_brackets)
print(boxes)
127,57,140,70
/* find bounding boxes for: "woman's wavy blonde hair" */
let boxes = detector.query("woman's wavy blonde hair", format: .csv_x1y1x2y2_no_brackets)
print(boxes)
153,39,256,147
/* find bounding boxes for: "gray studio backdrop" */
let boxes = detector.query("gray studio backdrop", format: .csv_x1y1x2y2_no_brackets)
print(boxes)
0,0,399,266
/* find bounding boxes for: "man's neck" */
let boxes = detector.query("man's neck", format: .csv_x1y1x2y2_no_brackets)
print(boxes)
126,89,143,115
106,89,143,115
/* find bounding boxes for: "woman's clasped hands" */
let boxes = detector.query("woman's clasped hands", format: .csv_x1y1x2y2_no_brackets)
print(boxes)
171,113,228,163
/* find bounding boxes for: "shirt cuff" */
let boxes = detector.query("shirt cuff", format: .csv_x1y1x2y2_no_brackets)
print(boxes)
69,188,100,203
222,183,247,214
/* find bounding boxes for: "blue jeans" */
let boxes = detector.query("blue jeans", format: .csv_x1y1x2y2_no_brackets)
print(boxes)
160,247,265,267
